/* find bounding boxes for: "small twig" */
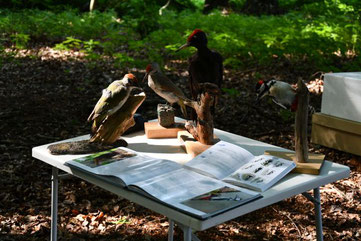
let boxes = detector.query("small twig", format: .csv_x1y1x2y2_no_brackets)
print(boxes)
272,207,302,239
36,134,59,140
159,0,171,15
252,129,285,137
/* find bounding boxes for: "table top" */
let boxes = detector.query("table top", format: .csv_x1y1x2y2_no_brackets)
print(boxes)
32,125,350,231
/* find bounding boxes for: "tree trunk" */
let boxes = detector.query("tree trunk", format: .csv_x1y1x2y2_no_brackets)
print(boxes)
294,79,309,163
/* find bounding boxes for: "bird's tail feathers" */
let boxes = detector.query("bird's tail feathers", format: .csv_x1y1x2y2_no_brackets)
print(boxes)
178,99,188,119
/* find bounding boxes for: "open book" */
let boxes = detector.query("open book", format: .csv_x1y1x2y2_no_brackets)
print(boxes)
184,141,296,192
65,147,261,220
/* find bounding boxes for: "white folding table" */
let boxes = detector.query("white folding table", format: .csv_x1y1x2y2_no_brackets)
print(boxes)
32,127,350,241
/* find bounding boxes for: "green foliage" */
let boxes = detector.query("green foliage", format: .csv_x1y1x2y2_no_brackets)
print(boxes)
55,37,100,52
222,88,240,99
10,33,30,49
111,216,130,225
278,109,294,122
0,9,120,41
1,0,361,70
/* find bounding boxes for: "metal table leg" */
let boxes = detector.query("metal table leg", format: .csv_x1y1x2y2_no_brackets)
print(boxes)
51,167,58,241
303,187,323,241
183,226,192,241
168,219,174,241
169,221,201,241
314,187,323,241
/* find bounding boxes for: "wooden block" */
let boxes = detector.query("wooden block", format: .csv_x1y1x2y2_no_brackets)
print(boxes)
177,131,219,158
144,122,185,139
264,150,325,175
311,112,361,156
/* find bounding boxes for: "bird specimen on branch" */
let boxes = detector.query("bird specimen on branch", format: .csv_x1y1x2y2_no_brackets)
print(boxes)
255,79,298,112
144,62,188,118
255,79,315,113
87,73,140,133
177,29,223,102
48,74,145,154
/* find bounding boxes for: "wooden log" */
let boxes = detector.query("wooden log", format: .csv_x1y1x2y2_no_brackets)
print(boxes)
48,139,128,155
294,79,309,163
90,92,146,144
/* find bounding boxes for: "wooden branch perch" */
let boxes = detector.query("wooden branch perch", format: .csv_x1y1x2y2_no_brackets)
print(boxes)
294,79,309,163
90,92,146,144
184,83,220,145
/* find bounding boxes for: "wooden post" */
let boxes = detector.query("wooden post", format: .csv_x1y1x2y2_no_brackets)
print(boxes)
266,79,325,174
295,79,309,163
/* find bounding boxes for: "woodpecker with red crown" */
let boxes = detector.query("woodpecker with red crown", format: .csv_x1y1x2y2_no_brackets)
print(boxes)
176,29,223,102
255,79,299,112
88,73,139,132
144,62,188,118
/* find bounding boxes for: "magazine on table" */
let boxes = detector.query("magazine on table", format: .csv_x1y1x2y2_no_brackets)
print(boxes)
184,141,297,192
65,147,261,219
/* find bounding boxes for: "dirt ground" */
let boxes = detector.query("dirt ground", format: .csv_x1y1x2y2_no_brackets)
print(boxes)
0,48,360,240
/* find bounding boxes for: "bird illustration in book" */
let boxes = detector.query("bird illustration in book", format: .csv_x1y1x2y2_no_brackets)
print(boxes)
88,73,140,133
144,62,188,118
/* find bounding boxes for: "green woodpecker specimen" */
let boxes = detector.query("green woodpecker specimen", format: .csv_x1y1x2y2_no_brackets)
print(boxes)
88,73,139,133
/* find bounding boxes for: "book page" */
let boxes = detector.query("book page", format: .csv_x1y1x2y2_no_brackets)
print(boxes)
179,186,261,218
185,141,254,180
130,168,261,218
66,147,182,186
223,155,296,192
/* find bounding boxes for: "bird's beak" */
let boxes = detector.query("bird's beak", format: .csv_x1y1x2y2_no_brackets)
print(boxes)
142,73,148,82
255,91,267,104
176,42,190,52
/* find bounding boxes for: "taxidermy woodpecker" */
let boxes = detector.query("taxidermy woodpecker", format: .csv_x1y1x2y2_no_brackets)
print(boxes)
176,29,223,101
255,79,299,112
144,62,188,118
88,73,139,132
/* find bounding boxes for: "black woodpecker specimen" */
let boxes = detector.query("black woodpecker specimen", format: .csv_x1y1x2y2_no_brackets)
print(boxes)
177,29,223,102
255,79,298,112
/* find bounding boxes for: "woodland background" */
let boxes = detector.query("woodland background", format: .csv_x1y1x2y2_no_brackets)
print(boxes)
0,0,360,240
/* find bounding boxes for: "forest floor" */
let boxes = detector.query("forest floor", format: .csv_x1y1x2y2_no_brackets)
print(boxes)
0,47,360,240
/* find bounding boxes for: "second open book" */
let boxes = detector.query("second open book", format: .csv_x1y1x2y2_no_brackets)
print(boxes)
66,141,295,219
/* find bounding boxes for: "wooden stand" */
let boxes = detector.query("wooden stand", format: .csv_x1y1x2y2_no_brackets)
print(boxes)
144,122,185,139
177,131,219,158
264,150,325,175
291,79,324,174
